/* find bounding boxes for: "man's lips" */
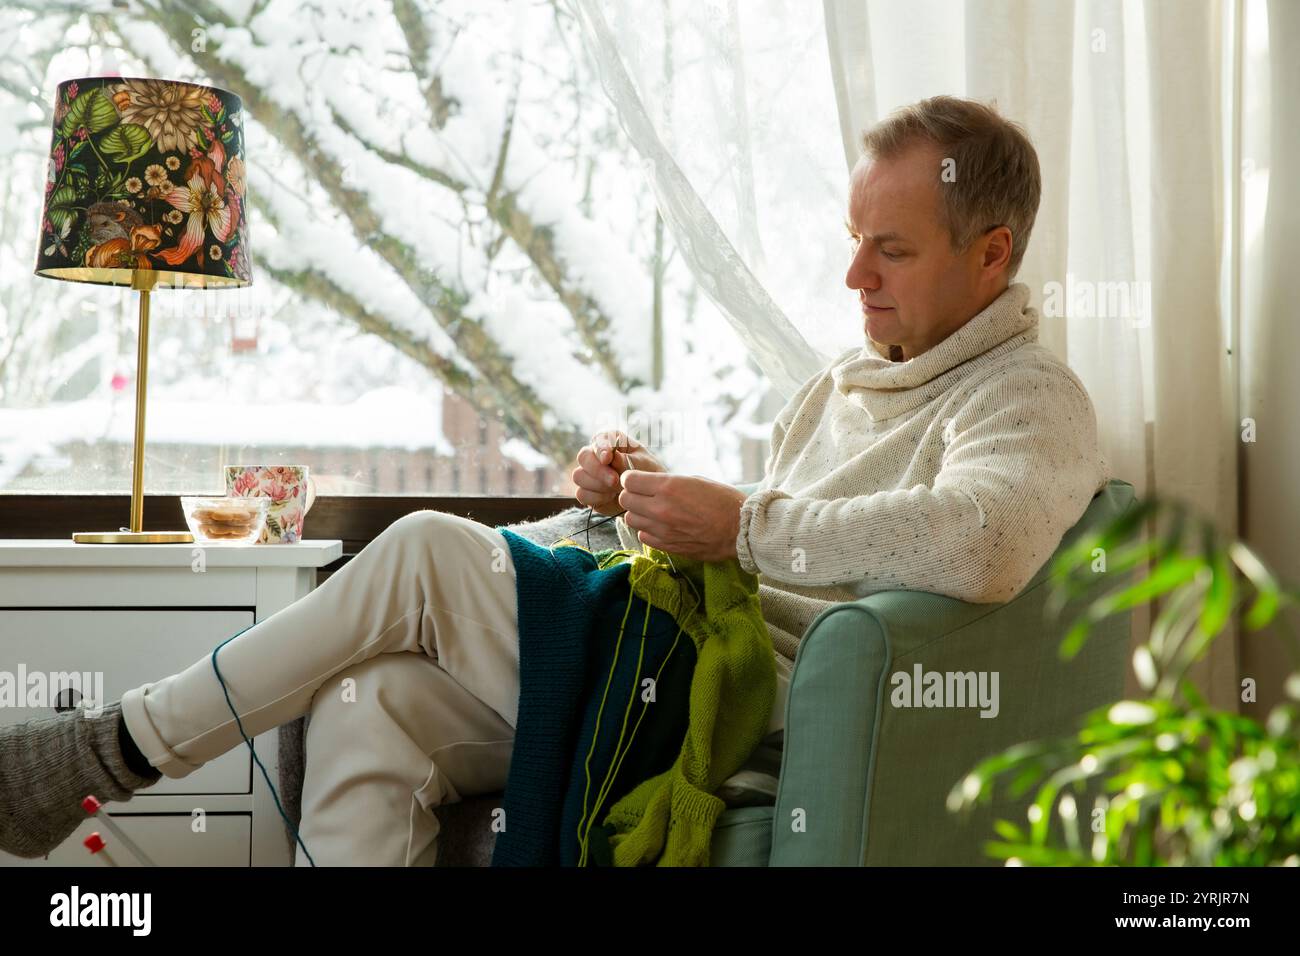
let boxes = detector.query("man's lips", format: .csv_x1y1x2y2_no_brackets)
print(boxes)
862,304,894,311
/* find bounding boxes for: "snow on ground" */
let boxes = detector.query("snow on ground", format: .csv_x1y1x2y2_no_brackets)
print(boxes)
0,384,454,488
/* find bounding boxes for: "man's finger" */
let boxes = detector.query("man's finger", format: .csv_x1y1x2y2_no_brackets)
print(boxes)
618,481,658,512
619,468,666,494
571,466,610,494
577,445,619,486
623,510,672,544
596,430,625,463
636,529,671,552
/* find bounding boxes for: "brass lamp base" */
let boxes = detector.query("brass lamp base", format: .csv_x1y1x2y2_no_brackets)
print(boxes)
70,271,195,547
73,530,194,544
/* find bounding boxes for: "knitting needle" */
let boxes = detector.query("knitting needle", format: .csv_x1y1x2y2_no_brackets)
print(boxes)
81,794,157,866
83,832,119,866
566,441,682,577
550,442,637,550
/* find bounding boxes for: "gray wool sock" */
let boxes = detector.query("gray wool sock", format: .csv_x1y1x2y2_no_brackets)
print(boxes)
0,699,162,860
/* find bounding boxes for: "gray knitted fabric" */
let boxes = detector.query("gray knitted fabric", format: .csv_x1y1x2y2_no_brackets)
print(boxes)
503,505,625,554
0,700,161,859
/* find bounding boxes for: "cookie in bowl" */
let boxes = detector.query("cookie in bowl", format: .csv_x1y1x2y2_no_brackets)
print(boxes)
180,496,270,544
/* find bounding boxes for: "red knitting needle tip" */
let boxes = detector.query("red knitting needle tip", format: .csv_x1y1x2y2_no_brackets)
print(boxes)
81,795,157,866
83,831,119,866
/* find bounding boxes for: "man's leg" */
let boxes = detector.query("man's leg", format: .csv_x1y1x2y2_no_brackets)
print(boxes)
121,509,520,779
293,652,514,866
291,556,793,866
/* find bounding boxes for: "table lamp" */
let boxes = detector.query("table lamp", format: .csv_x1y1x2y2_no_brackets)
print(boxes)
33,76,252,543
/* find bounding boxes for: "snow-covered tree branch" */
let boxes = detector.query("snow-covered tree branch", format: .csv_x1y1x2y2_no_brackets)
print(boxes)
1,0,769,482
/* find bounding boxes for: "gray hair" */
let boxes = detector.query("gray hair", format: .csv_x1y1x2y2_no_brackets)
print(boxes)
860,96,1041,278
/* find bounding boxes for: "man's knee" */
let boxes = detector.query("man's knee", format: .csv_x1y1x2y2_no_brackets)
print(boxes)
384,510,511,580
389,508,450,537
388,509,494,550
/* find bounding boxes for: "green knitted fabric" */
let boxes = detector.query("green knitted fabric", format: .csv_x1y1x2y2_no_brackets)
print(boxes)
598,543,775,867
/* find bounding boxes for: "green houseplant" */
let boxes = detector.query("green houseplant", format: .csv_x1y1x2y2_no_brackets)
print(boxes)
948,496,1300,866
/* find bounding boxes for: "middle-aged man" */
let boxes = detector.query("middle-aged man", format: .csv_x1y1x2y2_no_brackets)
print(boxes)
580,94,1109,671
1,96,1107,866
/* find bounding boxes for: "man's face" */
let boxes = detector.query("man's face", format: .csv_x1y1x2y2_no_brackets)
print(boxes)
844,142,1008,360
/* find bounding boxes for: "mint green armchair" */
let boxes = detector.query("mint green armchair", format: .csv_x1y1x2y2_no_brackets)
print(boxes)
281,478,1136,866
709,478,1138,866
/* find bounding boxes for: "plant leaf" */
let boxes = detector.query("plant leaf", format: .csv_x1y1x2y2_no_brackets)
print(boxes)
1106,555,1205,613
993,819,1026,842
61,87,118,138
1197,525,1235,639
100,122,153,164
1052,497,1158,576
46,184,79,237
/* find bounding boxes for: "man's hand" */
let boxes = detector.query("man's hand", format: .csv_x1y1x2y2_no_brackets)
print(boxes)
617,471,750,563
571,430,666,517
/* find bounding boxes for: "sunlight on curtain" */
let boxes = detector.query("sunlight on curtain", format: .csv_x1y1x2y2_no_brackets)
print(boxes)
571,0,851,400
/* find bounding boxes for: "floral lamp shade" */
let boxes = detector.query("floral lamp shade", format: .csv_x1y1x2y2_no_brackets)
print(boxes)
34,76,251,289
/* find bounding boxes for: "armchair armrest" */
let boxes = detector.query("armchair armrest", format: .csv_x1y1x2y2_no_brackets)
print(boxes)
768,479,1137,866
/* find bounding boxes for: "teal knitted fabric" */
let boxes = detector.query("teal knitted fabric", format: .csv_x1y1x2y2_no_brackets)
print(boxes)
490,528,693,866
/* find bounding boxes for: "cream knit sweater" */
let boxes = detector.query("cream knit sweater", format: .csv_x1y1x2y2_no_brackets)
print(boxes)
617,282,1110,666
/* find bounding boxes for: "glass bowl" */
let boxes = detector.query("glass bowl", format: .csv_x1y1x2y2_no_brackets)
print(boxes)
181,496,270,545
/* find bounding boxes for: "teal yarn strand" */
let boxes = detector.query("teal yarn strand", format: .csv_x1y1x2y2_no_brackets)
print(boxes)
210,626,316,867
203,507,637,871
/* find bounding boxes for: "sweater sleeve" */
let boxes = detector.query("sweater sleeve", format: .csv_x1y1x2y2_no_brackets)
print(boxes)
733,363,1108,603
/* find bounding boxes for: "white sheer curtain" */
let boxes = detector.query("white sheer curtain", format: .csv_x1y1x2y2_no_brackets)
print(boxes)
572,0,1245,710
571,0,849,398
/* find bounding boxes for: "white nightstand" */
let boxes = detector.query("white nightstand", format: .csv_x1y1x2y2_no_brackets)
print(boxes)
0,538,342,868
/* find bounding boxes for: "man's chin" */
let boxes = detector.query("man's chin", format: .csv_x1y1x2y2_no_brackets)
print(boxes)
864,327,897,358
865,312,896,337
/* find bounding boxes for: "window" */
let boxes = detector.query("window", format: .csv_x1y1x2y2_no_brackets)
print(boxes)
0,0,777,503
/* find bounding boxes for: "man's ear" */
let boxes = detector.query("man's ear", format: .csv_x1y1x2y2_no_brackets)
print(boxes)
981,225,1013,276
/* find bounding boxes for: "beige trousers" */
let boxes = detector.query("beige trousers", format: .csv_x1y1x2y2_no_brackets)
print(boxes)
119,509,790,866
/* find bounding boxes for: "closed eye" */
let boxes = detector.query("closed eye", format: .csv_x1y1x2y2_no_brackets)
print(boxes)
846,221,906,260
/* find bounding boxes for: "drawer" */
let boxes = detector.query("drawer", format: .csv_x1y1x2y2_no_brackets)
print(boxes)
0,813,251,867
0,610,255,795
0,566,257,607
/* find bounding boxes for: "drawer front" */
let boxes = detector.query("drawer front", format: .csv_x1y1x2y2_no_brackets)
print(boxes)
0,566,257,607
0,609,254,795
0,813,251,867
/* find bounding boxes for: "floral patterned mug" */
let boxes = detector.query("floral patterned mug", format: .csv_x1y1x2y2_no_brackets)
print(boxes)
224,466,317,544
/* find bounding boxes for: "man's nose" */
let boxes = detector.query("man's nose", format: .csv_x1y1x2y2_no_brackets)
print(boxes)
846,254,880,291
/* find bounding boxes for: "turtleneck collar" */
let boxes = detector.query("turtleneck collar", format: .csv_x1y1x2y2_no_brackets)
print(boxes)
831,282,1038,421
